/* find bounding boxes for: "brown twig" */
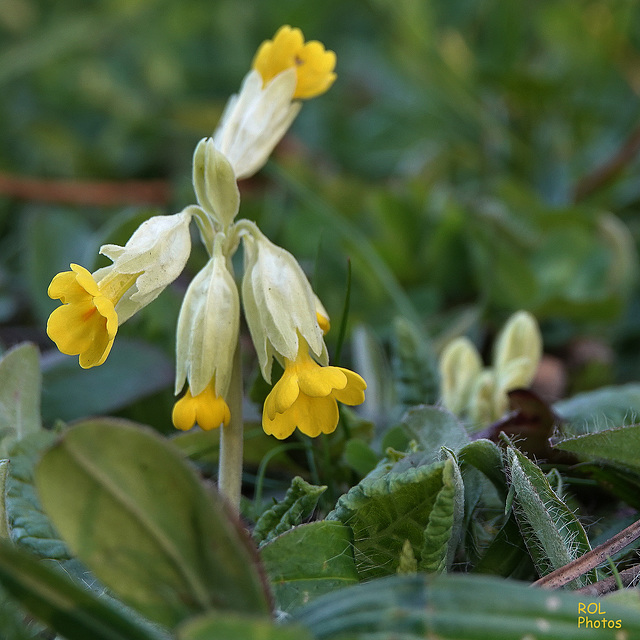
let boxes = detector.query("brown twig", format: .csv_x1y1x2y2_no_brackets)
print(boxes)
575,564,640,597
531,518,640,590
573,125,640,202
0,171,171,206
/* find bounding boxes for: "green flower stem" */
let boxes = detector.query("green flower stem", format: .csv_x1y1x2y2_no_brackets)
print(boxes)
218,342,243,513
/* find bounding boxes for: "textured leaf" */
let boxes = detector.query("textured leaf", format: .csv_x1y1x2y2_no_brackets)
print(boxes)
554,383,640,435
458,438,507,499
260,521,358,612
35,419,270,628
553,424,640,470
178,611,312,640
5,430,69,560
0,540,168,640
507,446,594,586
253,476,326,546
327,459,463,580
391,317,439,409
293,572,640,639
419,455,464,573
0,344,42,458
401,405,470,464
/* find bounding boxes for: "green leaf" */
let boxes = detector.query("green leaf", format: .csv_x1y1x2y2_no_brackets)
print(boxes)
401,405,470,464
35,419,270,628
343,439,379,477
6,431,69,560
553,424,640,470
260,521,358,612
0,344,42,458
327,458,463,580
553,383,640,435
41,338,173,423
253,477,327,546
178,611,312,640
0,541,168,640
507,446,594,586
391,316,439,409
458,438,507,499
0,460,9,540
419,455,464,573
293,572,640,639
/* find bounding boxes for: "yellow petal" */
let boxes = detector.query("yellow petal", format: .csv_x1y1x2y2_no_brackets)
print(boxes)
332,368,367,406
172,394,197,431
297,363,346,397
294,394,339,437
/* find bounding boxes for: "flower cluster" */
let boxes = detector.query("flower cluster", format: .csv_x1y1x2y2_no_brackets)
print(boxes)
439,311,542,426
47,26,365,441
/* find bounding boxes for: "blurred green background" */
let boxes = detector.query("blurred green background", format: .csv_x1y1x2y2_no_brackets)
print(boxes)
2,0,640,431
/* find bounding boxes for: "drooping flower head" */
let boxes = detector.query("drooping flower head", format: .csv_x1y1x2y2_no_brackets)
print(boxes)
47,264,119,369
252,25,337,99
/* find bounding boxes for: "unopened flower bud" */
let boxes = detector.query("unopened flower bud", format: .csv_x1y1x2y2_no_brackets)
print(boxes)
439,337,483,415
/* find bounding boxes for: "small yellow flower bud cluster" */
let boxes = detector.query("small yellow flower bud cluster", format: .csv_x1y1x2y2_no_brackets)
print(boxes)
439,311,542,427
46,27,364,440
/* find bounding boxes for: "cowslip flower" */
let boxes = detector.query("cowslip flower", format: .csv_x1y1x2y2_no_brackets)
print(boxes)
173,238,239,431
212,25,336,180
47,210,193,368
262,339,366,439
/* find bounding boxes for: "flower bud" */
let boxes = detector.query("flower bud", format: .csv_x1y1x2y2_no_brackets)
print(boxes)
468,369,498,426
192,138,240,229
212,69,301,180
439,336,482,415
95,209,193,323
175,241,240,398
242,230,326,381
493,311,541,390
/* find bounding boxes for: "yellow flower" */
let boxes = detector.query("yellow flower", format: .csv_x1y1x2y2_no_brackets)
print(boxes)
262,342,366,439
47,264,119,369
172,384,231,431
252,25,337,99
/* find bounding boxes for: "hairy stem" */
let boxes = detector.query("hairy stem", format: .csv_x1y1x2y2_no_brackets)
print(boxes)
218,342,243,513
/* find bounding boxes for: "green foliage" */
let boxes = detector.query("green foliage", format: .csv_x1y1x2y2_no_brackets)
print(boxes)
260,521,358,612
34,420,270,628
178,612,312,640
253,477,327,546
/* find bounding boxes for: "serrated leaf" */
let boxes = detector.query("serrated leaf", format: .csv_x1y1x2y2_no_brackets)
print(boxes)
5,430,69,560
391,317,439,410
554,383,640,435
507,446,594,587
178,611,312,640
0,540,168,640
419,456,464,573
401,405,470,464
35,419,270,628
253,477,326,546
293,572,640,639
327,460,460,580
553,424,640,471
0,344,42,458
260,521,358,612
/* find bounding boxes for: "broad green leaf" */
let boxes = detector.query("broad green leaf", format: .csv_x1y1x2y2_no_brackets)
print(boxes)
507,446,594,586
5,431,69,560
419,455,464,573
0,344,42,457
0,541,168,640
260,521,358,612
553,424,640,471
401,405,470,464
178,611,312,640
35,419,270,628
327,458,463,580
554,383,640,436
343,439,379,477
253,476,327,546
41,339,173,423
391,316,439,409
0,460,9,540
293,572,640,639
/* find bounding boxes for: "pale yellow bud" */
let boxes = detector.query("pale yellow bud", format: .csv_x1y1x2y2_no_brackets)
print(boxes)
439,337,482,415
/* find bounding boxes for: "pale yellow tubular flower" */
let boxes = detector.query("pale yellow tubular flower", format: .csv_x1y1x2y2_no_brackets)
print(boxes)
172,383,231,431
262,339,366,440
47,264,131,369
252,25,337,99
